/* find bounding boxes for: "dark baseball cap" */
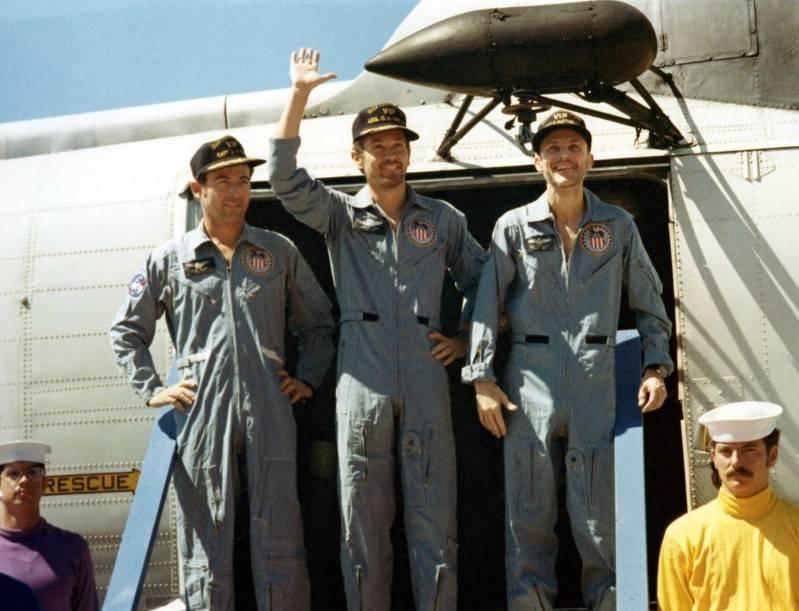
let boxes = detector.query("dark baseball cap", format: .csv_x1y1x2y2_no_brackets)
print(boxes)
352,103,420,142
190,135,265,179
532,110,592,153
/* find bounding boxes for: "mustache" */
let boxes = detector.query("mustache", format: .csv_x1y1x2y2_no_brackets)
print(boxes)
726,466,753,478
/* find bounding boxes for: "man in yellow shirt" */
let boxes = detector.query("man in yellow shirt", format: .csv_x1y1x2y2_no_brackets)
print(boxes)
657,401,799,610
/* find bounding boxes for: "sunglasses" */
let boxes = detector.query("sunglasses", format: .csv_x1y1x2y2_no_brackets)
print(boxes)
1,465,46,482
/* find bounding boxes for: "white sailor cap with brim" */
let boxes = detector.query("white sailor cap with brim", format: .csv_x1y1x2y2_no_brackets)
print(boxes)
698,401,783,443
0,440,52,465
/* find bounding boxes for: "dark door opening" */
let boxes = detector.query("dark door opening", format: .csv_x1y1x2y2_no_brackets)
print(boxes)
242,173,685,610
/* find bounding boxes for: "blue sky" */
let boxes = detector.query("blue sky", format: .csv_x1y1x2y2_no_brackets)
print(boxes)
0,0,417,123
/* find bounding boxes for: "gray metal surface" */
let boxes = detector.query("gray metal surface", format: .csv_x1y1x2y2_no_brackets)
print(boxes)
670,148,799,509
0,137,185,605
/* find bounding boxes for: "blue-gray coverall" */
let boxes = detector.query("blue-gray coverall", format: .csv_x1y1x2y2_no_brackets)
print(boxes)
462,190,673,610
110,223,335,611
268,137,486,611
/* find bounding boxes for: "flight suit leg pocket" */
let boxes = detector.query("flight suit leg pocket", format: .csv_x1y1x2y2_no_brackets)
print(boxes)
507,437,541,514
260,553,308,611
251,458,308,609
251,458,303,547
341,418,371,489
419,424,456,508
184,563,217,610
587,444,614,523
197,466,225,529
401,429,424,508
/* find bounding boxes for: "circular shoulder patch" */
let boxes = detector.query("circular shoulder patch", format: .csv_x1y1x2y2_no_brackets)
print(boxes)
127,273,147,297
579,223,613,255
405,218,437,247
241,245,274,275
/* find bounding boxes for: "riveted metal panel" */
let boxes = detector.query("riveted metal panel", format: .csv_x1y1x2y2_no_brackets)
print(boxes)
657,0,757,66
671,148,799,509
34,199,171,255
29,383,153,421
0,136,182,605
30,287,133,338
29,334,169,382
0,292,25,342
32,248,155,290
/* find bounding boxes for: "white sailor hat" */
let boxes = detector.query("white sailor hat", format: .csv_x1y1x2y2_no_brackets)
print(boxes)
0,440,51,465
699,401,783,443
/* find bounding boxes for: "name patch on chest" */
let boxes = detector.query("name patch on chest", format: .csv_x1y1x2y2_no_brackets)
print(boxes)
241,246,274,276
406,218,437,247
353,210,386,233
182,257,216,277
524,235,556,252
579,223,613,255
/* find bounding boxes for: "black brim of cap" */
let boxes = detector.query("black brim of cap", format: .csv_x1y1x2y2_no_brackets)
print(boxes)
354,125,420,142
195,157,266,178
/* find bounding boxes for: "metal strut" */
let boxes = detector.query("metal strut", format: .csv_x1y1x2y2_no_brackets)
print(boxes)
434,69,688,157
437,95,502,160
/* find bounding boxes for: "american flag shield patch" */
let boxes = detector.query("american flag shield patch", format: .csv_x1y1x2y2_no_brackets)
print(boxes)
405,218,437,247
241,246,274,275
579,223,613,255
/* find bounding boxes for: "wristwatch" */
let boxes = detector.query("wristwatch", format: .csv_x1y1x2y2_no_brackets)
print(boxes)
646,364,669,378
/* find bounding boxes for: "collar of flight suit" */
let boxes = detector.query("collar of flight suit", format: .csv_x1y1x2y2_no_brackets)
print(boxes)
524,188,624,226
350,183,434,213
184,222,268,255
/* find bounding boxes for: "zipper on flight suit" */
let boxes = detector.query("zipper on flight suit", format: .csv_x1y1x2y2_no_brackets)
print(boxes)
222,258,243,447
361,423,369,482
375,199,403,401
552,219,571,408
390,212,402,403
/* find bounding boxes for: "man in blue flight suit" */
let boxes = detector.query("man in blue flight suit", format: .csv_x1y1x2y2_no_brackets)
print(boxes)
268,49,486,611
110,136,335,611
462,111,673,611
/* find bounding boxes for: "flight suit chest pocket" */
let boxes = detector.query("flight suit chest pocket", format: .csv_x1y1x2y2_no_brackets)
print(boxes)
351,209,389,265
410,241,446,315
577,221,621,282
519,232,558,287
174,268,224,310
238,265,284,298
238,267,287,333
579,244,621,284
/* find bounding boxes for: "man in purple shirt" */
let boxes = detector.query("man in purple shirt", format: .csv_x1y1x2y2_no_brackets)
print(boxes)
0,440,98,611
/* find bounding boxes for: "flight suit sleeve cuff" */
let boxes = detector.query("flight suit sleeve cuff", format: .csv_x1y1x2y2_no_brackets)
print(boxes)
141,385,164,406
267,137,302,178
643,353,674,377
461,363,496,384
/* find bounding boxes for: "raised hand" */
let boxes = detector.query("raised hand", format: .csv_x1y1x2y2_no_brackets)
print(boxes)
290,48,337,91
